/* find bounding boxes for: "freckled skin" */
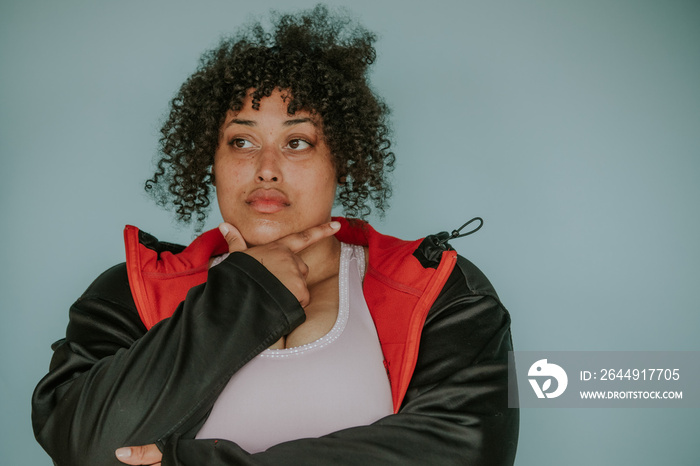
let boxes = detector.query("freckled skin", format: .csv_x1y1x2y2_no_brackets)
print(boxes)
214,89,338,247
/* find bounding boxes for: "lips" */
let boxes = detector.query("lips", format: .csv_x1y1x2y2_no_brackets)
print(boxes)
245,189,290,214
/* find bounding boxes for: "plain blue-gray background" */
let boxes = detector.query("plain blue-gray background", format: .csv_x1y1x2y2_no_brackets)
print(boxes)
2,0,699,464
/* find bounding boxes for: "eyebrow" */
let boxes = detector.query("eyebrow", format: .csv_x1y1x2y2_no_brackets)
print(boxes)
284,117,315,127
225,117,316,128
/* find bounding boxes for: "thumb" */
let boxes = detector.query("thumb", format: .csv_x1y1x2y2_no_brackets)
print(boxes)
218,222,248,253
115,444,162,464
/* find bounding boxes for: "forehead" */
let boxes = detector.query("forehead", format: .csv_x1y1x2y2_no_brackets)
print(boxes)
225,89,321,127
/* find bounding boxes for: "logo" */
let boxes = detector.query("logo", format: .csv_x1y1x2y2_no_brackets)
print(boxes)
528,359,568,399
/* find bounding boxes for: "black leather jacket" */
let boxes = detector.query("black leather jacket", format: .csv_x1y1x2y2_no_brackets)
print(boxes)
32,225,518,465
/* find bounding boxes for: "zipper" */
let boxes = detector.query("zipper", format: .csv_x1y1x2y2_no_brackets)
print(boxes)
393,249,457,412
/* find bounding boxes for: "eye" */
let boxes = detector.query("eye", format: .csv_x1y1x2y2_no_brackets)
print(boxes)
228,138,254,149
286,139,312,150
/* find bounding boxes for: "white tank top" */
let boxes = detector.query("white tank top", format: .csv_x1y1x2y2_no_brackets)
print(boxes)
196,243,394,452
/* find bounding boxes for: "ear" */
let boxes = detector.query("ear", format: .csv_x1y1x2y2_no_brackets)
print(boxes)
210,167,216,186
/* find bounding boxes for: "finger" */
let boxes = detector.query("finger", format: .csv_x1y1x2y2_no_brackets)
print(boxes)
293,255,311,303
115,444,163,465
298,284,310,308
218,222,248,253
278,221,341,254
295,255,310,279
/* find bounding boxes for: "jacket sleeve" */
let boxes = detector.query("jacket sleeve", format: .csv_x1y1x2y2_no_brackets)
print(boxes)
31,252,305,466
160,256,519,465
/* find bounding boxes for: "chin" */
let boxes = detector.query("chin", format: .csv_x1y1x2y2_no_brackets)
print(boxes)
237,219,291,247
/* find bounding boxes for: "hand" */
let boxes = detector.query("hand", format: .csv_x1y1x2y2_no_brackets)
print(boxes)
115,444,162,465
218,221,341,307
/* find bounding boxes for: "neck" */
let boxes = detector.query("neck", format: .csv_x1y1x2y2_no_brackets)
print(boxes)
298,235,341,287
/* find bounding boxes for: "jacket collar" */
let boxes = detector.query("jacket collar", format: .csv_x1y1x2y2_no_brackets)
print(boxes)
124,217,457,411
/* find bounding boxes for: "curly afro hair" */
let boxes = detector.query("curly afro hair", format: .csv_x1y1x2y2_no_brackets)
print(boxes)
145,4,395,228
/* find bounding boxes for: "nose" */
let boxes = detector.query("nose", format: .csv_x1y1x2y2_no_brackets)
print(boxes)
255,146,281,183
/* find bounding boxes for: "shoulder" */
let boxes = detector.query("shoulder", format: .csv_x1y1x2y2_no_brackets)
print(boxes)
452,254,501,300
427,253,511,327
62,262,147,350
79,263,135,310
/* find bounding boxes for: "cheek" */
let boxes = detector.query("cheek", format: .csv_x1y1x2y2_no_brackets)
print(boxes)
214,159,248,190
324,174,338,197
317,158,338,190
306,167,337,201
214,162,248,209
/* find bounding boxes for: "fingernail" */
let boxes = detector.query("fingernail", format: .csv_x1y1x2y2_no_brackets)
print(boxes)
115,447,132,459
330,221,341,230
219,223,229,236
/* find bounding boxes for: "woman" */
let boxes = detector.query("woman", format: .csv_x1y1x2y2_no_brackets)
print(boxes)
32,5,518,465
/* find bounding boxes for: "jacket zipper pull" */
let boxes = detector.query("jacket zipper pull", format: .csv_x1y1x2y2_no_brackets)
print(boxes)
436,217,483,247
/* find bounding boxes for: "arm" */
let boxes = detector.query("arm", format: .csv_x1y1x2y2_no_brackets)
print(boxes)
31,253,304,466
159,256,519,465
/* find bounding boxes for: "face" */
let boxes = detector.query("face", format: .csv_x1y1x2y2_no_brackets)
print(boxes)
213,89,337,246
